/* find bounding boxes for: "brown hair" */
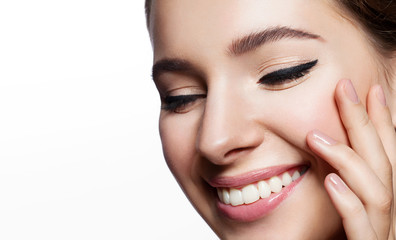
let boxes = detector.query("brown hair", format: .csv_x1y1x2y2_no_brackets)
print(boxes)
144,0,152,29
335,0,396,55
145,0,396,54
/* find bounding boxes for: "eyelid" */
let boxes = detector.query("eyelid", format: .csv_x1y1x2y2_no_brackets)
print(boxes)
160,85,207,113
257,58,316,75
162,86,206,99
263,60,317,79
162,94,206,113
258,59,318,90
155,70,206,98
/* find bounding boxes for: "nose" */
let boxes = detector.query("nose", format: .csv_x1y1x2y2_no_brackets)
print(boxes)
196,85,264,165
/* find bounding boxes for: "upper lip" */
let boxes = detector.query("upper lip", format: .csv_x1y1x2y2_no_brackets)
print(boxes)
207,163,307,188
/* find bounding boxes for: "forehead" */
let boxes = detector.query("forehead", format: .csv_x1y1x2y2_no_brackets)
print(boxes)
150,0,336,59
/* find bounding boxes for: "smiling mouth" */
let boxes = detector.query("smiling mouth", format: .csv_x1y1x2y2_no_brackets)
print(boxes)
216,166,308,206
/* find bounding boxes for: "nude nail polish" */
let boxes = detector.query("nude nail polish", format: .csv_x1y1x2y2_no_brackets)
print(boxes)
312,130,337,145
328,173,347,193
344,79,360,104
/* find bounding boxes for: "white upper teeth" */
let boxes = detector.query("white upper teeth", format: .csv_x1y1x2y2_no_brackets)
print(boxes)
269,176,283,193
282,172,292,186
222,189,230,204
230,188,244,206
292,171,300,181
217,169,303,206
242,184,260,205
258,180,271,198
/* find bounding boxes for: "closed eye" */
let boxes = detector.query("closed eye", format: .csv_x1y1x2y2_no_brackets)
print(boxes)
258,59,318,89
162,94,206,113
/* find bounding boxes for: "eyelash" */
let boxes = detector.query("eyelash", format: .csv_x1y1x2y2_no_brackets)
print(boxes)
258,59,318,87
162,94,206,113
162,59,318,113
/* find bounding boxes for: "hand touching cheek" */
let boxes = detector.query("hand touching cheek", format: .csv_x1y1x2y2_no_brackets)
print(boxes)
307,79,396,240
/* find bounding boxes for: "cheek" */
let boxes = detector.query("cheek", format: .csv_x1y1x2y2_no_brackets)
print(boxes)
159,112,201,183
261,77,349,149
290,90,348,145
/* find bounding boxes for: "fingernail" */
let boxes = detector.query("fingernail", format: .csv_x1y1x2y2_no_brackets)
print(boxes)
312,130,337,145
376,85,387,106
344,79,360,104
328,173,347,193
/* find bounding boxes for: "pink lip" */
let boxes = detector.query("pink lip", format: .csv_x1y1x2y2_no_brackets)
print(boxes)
216,170,307,222
209,164,305,188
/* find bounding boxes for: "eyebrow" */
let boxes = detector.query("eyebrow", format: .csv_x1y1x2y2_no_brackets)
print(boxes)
151,26,323,81
228,26,322,56
152,58,196,82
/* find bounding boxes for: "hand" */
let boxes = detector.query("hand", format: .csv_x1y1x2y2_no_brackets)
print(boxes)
306,79,396,240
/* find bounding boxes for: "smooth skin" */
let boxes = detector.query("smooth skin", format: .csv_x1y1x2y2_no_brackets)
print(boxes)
307,79,396,240
149,0,396,239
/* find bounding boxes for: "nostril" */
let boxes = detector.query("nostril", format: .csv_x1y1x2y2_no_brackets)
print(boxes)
224,147,255,159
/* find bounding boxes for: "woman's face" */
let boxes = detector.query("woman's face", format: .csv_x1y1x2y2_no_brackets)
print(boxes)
150,0,389,239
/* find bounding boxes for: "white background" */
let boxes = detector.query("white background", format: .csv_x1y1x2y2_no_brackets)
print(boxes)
0,1,217,239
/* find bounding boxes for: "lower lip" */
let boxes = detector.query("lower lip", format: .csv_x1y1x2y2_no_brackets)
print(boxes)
216,170,307,222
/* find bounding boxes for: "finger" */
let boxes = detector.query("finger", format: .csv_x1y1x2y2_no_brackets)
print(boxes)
368,85,396,202
335,79,392,190
325,173,377,240
368,85,396,163
307,130,393,239
367,85,396,239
